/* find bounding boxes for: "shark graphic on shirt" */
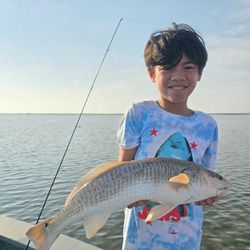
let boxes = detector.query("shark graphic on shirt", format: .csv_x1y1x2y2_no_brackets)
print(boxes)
137,132,196,224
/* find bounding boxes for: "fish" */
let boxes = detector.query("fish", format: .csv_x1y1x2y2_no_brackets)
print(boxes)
26,157,229,250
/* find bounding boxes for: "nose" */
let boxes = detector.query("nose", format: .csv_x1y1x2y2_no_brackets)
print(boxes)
170,67,186,81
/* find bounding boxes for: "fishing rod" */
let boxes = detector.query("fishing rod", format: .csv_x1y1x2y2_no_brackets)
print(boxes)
25,17,123,250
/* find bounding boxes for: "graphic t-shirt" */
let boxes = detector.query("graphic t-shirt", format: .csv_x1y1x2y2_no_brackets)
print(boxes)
117,101,218,250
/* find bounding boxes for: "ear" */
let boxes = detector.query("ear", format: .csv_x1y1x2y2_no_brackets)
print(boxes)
147,68,155,82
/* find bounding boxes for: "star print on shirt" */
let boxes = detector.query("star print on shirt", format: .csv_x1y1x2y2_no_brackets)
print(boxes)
150,128,158,136
190,141,198,149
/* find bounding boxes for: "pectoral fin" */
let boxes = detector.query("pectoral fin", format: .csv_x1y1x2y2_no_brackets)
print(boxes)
146,203,176,222
83,213,111,239
169,173,189,185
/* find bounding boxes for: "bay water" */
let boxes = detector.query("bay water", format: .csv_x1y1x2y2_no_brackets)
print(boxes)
0,114,249,250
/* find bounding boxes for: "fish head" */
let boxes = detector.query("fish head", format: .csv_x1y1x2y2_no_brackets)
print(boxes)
187,166,230,201
206,170,230,196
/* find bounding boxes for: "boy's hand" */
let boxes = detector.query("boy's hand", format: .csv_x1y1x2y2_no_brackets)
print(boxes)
127,196,219,209
127,200,149,208
195,196,219,206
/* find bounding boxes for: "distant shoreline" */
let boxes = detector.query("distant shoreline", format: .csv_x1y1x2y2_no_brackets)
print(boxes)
0,113,250,116
0,113,122,115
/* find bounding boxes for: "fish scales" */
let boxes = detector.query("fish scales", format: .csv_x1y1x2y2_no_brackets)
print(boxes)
26,157,229,250
70,158,191,208
51,159,201,222
51,158,197,232
80,161,154,204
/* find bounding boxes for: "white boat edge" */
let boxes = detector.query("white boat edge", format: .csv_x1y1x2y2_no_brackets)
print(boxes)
0,215,103,250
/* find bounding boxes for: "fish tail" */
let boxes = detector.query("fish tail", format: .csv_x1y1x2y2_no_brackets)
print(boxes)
26,217,59,250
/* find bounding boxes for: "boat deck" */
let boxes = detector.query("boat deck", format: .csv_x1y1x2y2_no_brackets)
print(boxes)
0,215,103,250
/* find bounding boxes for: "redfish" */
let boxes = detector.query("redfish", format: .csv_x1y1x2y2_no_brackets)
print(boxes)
26,157,229,250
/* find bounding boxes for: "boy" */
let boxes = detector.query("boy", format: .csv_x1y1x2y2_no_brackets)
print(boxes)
117,23,219,250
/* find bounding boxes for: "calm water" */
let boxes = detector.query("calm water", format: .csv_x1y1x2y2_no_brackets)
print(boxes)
0,114,249,250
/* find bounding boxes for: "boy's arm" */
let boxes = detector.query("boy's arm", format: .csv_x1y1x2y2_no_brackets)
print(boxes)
118,147,138,161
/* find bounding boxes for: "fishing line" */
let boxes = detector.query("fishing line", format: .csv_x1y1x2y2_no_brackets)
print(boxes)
25,17,123,250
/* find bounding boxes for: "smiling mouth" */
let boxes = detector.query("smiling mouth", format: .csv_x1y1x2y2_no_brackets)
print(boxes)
168,86,188,90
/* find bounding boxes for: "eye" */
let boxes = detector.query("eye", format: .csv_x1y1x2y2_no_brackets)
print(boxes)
160,65,172,71
185,65,195,70
44,222,48,228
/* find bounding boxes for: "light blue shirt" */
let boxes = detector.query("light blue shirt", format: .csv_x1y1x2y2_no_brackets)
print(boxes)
117,101,218,250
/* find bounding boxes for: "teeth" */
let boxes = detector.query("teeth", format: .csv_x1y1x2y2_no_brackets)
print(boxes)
170,86,186,89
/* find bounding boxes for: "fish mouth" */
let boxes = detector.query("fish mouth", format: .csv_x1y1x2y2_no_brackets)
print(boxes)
216,186,230,196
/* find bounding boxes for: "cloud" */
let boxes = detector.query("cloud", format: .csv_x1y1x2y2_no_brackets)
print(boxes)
223,0,250,37
205,0,250,85
193,1,250,113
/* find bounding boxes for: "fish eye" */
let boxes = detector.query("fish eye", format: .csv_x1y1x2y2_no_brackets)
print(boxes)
217,174,223,180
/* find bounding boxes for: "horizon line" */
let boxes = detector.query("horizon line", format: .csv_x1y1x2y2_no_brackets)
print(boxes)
0,112,250,115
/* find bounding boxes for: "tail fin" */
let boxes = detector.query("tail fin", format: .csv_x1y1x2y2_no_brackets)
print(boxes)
26,218,59,250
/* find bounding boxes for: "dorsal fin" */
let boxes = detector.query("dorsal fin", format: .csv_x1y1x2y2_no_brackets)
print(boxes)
65,160,128,206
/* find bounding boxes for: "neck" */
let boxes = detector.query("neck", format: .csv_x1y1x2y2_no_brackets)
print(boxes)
156,99,194,116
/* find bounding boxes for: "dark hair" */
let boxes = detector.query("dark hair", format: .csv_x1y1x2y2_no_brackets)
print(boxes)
144,23,207,74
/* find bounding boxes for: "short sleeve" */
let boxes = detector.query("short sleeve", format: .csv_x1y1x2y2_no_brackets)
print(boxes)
202,124,218,171
117,104,141,149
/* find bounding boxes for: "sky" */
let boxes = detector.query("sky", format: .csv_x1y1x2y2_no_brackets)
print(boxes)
0,0,249,114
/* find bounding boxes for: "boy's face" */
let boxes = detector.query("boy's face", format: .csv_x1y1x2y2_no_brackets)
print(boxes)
148,54,201,113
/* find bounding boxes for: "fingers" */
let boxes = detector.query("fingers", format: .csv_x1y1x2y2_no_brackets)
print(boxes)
195,196,219,207
127,200,149,208
128,196,220,209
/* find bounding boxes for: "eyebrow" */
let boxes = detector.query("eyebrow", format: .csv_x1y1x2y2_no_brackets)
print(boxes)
158,60,197,69
183,60,196,65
